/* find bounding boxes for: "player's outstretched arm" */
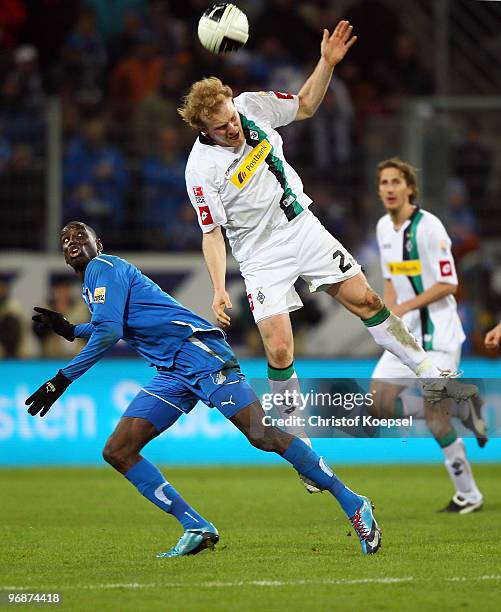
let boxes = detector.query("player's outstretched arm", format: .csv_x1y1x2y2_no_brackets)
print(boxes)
202,227,232,329
296,20,357,121
485,321,501,349
25,321,122,417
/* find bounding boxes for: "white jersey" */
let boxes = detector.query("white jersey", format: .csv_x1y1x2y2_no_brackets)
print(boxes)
185,91,312,263
376,208,465,351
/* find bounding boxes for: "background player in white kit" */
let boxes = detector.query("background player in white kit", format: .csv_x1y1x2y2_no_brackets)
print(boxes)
179,21,478,491
371,158,485,513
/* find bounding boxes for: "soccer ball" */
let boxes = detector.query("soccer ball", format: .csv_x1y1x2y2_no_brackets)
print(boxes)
198,3,249,54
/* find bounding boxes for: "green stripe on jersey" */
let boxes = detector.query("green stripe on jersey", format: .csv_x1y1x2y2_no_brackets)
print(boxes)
240,114,303,221
403,210,435,350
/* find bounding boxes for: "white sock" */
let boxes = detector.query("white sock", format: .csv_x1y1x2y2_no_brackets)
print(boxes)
442,438,482,503
268,365,311,443
365,309,441,378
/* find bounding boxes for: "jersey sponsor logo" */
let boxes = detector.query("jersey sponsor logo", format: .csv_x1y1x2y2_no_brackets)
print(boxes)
198,205,213,225
193,186,204,197
230,139,272,190
439,260,453,276
93,286,106,304
273,91,294,100
387,260,422,276
247,293,254,311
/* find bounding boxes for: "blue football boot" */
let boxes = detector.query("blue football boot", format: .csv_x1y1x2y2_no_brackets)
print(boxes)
156,523,219,558
349,497,381,555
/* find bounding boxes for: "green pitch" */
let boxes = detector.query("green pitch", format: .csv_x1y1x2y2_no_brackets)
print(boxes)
1,465,500,611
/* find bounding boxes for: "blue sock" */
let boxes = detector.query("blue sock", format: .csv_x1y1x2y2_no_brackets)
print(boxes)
125,458,208,530
282,438,362,517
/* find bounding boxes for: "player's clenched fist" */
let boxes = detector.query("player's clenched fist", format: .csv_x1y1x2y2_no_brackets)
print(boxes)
25,371,72,417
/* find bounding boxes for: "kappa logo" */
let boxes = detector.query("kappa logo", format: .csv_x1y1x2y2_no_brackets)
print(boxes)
220,395,235,407
439,260,453,276
230,140,272,190
93,286,106,304
452,459,464,476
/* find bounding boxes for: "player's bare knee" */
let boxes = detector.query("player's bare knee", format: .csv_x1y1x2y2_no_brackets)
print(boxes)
102,440,131,470
365,290,384,314
267,342,293,368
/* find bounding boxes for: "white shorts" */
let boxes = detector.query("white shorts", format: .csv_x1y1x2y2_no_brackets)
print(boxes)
372,347,462,385
240,210,361,323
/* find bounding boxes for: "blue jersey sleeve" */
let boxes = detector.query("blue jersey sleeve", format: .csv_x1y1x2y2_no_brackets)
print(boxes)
61,258,129,381
74,323,94,339
61,321,122,380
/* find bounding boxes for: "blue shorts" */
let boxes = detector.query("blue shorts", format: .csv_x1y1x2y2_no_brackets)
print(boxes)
123,332,258,432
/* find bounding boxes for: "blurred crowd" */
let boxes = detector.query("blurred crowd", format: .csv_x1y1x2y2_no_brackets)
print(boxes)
0,0,499,356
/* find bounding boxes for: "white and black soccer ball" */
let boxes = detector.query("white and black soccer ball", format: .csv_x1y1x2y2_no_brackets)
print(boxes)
198,3,249,54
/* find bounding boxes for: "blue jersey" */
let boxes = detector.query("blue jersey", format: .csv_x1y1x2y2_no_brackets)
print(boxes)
62,254,223,380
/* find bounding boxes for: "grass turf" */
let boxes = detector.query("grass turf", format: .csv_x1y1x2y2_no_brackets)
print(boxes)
1,464,500,611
